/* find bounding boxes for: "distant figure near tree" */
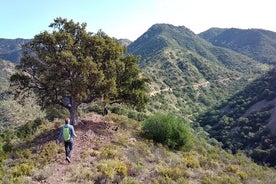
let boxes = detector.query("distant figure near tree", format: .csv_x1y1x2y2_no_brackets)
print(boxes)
56,118,77,163
103,105,108,116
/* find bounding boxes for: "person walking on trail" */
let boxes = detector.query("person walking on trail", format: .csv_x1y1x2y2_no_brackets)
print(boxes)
56,118,77,163
103,104,108,116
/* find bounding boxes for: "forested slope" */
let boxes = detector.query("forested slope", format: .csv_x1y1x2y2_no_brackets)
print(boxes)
128,24,269,117
197,67,276,166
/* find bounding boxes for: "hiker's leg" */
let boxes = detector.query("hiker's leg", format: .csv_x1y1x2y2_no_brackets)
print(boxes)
64,141,70,157
68,141,73,158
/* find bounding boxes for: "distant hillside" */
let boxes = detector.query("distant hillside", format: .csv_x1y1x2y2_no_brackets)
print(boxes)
197,67,276,166
0,60,44,132
0,38,30,63
199,28,276,65
0,59,15,90
118,38,132,47
0,38,131,64
197,27,227,40
127,24,269,116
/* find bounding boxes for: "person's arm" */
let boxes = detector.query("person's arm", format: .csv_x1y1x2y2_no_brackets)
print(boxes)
56,127,63,143
71,125,77,138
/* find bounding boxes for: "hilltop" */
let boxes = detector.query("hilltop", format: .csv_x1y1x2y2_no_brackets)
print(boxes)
1,112,276,183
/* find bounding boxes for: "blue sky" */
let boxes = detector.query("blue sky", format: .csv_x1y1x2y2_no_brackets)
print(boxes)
1,0,275,41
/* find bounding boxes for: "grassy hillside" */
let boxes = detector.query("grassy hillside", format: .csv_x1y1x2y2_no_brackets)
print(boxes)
0,112,275,183
197,67,276,166
199,28,276,65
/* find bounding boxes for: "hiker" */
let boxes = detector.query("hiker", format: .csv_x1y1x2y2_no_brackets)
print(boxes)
103,105,108,116
56,118,77,163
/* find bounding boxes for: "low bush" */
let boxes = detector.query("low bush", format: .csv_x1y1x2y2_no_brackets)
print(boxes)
96,159,128,182
16,118,43,139
141,113,194,150
45,105,69,121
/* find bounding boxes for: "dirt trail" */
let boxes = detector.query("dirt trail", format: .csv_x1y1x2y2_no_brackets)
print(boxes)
43,114,114,184
149,87,171,96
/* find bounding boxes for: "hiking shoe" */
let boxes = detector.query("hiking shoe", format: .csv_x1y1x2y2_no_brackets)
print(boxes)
66,156,71,163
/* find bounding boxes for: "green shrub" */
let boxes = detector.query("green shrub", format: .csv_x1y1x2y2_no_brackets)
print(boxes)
37,142,59,165
100,147,117,159
2,142,14,152
12,162,34,177
127,111,147,121
110,104,128,115
1,129,15,152
45,105,69,121
86,103,104,114
16,118,43,139
96,159,127,181
142,113,194,150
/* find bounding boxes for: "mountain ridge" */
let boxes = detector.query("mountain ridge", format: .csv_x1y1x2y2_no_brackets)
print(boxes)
0,38,30,63
127,23,269,117
199,27,276,64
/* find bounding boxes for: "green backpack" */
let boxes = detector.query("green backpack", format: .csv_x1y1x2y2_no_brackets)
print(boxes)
63,127,71,141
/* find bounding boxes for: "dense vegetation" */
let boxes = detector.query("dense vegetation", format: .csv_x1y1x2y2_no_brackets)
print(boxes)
197,67,276,166
128,24,269,118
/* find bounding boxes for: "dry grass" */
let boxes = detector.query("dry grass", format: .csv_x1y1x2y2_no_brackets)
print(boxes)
1,113,276,184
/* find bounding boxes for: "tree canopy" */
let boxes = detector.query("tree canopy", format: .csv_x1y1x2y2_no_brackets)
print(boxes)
10,17,149,124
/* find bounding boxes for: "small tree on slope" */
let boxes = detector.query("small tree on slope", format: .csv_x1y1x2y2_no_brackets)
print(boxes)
10,17,149,124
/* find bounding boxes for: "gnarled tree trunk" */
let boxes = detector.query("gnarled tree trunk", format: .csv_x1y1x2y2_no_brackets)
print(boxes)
69,97,79,125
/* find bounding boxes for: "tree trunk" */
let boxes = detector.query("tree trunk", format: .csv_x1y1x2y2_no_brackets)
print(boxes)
69,97,79,125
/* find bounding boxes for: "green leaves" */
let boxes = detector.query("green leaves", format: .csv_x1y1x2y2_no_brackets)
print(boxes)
142,113,194,150
10,17,149,124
